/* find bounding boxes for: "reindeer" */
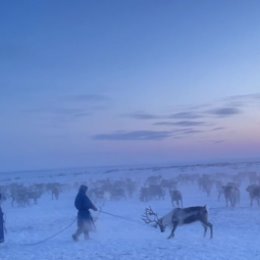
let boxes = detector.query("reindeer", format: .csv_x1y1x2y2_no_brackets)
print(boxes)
169,190,183,207
215,180,224,201
222,183,240,207
198,175,213,197
246,184,260,207
142,206,213,239
139,185,165,202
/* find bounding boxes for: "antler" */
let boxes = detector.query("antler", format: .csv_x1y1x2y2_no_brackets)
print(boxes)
142,206,159,224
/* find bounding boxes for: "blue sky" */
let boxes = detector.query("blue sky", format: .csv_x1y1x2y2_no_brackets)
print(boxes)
1,1,260,171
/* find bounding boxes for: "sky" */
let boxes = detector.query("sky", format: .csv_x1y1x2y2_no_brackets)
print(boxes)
1,0,260,171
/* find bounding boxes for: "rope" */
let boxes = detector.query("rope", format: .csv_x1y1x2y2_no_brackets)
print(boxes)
99,210,143,225
21,208,143,247
21,209,143,246
21,218,77,246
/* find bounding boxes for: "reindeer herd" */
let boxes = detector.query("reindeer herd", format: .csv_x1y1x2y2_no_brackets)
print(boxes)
1,169,260,239
0,182,62,207
1,170,260,209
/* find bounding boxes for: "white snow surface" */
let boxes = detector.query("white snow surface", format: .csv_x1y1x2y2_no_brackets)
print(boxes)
1,161,260,260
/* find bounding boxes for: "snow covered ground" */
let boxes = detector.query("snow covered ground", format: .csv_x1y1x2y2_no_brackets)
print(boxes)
1,161,260,260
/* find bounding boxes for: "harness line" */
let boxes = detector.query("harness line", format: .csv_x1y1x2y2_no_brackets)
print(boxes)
20,218,77,246
99,209,143,225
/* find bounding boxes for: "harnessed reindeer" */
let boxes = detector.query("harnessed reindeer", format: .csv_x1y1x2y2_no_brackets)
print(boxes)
142,206,213,239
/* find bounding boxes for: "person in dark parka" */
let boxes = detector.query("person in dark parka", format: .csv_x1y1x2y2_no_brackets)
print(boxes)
0,193,4,243
72,185,97,241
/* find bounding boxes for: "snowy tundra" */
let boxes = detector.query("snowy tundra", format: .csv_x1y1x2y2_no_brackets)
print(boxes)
0,161,260,260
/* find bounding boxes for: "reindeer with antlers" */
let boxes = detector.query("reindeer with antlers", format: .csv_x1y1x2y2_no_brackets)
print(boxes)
142,206,213,239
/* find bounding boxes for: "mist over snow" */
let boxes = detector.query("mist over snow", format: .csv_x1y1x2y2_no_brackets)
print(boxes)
1,161,260,260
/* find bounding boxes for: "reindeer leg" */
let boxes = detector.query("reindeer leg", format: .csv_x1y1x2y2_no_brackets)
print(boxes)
201,220,213,239
168,222,178,239
201,222,207,237
208,222,213,239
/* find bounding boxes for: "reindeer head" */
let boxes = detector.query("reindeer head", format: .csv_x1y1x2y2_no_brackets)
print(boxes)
157,218,166,232
142,206,166,232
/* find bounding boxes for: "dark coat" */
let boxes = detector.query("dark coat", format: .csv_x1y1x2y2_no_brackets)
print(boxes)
0,206,4,243
74,185,97,220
